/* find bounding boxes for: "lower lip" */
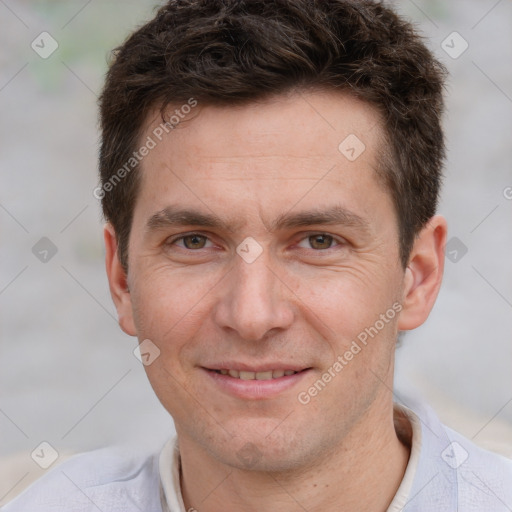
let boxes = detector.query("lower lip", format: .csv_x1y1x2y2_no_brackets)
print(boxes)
202,368,312,400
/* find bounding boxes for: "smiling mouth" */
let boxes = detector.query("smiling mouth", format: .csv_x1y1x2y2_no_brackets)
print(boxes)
203,366,312,399
210,369,309,380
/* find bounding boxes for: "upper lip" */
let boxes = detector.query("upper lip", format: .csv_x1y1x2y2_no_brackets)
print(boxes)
203,362,311,372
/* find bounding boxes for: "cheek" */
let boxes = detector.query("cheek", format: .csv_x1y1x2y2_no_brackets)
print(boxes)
292,266,399,338
129,265,222,350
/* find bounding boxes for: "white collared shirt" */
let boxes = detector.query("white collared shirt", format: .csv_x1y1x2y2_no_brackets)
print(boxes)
3,401,512,511
158,404,423,512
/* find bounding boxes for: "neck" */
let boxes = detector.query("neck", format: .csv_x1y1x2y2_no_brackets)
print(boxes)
177,402,411,512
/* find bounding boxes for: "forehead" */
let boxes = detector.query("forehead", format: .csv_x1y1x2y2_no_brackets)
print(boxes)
135,90,391,227
144,89,383,161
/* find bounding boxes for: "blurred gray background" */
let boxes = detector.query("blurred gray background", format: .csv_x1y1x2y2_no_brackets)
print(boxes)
1,0,511,504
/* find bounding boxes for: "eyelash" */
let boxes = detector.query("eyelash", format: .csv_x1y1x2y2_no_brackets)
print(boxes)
165,232,345,253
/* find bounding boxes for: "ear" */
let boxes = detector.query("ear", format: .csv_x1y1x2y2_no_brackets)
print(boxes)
397,215,447,331
104,223,137,336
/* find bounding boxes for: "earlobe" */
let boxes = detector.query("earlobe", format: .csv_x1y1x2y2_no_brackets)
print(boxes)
104,223,137,336
397,215,447,331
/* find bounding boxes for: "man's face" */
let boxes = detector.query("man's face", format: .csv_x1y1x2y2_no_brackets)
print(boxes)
119,91,408,471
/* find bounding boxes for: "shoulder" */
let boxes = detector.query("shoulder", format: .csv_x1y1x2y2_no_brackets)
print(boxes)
1,446,163,512
443,425,512,509
406,400,512,511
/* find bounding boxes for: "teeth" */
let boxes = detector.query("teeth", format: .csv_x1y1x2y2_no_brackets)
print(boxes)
218,369,298,380
256,371,273,380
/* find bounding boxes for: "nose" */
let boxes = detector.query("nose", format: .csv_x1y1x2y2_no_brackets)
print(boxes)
212,249,295,342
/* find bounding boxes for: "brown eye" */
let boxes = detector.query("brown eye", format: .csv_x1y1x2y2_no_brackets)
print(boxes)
308,234,335,250
182,234,208,249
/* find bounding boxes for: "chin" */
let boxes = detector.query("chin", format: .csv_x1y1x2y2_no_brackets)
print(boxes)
209,422,314,473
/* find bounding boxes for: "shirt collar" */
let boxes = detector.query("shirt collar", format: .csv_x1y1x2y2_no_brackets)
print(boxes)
159,403,425,512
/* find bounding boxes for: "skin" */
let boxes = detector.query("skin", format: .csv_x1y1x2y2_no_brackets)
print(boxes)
105,89,447,511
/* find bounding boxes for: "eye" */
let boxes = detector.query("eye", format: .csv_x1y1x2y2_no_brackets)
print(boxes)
296,233,342,250
168,233,214,250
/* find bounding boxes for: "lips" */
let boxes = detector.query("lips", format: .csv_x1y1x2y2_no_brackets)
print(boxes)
203,365,311,400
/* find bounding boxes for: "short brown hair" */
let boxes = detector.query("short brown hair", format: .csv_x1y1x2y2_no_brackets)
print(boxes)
99,0,446,270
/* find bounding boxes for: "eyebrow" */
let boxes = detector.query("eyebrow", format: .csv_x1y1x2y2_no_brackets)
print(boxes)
145,204,370,234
